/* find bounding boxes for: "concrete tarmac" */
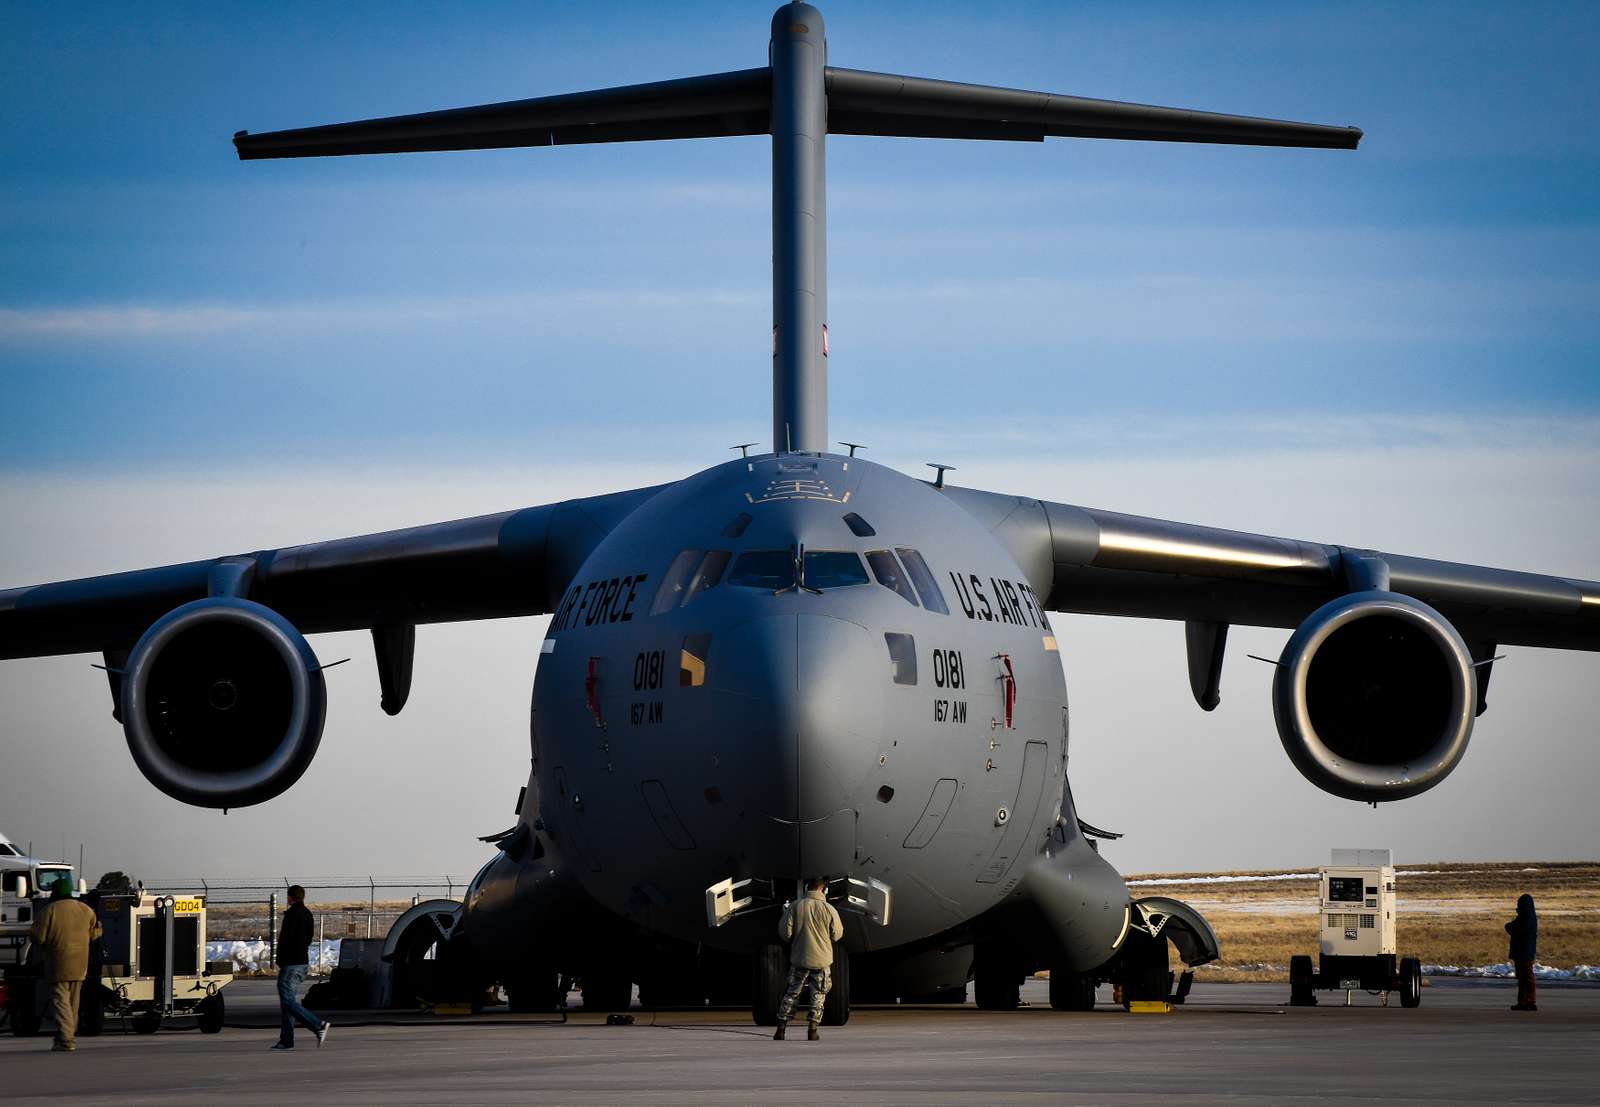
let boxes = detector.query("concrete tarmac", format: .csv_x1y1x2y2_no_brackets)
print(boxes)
3,977,1595,1104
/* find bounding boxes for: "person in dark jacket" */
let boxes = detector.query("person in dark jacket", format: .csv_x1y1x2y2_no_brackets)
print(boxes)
1505,893,1538,1011
272,885,330,1049
30,879,102,1052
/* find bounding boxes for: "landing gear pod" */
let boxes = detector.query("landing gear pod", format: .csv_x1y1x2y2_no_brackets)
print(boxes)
121,598,326,808
1273,591,1476,802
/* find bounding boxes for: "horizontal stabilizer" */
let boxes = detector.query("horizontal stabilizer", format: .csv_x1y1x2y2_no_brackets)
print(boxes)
825,67,1361,148
234,68,771,159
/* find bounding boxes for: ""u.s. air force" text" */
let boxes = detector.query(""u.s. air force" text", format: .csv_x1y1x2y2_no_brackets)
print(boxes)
947,572,1051,630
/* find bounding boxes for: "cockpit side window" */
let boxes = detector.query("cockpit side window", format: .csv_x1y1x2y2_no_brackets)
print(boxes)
884,632,917,685
896,548,949,615
652,549,730,613
866,550,919,606
727,550,796,590
651,550,702,614
683,550,731,605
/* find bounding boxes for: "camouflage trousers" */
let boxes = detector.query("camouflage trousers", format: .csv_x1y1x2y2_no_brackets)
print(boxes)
776,964,830,1026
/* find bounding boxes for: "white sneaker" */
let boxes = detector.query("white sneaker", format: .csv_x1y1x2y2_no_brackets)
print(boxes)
315,1023,331,1048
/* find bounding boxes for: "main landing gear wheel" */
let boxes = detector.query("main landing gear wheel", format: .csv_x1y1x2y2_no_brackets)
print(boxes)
1399,956,1423,1009
1118,929,1170,1009
973,948,1021,1011
506,966,563,1013
1289,954,1317,1007
1048,969,1096,1012
580,971,633,1012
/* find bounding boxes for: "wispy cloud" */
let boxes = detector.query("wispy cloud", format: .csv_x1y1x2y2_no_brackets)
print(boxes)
0,288,766,339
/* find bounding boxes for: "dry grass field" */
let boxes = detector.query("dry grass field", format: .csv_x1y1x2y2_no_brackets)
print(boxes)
1129,860,1600,981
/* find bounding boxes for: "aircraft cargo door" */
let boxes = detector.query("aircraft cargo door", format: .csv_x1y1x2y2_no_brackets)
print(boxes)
976,740,1047,885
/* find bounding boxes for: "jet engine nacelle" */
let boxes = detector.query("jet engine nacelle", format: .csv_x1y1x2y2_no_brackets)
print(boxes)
1272,590,1475,802
121,598,327,808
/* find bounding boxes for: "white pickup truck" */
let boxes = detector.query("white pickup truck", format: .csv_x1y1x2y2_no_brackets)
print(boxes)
0,833,78,965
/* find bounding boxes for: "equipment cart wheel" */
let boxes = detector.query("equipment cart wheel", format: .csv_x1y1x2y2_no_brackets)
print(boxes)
77,985,107,1037
198,993,225,1033
1289,955,1317,1007
131,1010,162,1035
1399,956,1422,1009
1049,969,1097,1011
6,975,44,1037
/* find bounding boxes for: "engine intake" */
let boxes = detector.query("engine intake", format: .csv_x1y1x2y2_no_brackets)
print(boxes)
1272,591,1475,802
121,598,326,808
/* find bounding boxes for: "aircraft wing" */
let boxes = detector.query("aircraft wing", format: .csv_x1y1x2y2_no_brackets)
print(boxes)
0,483,665,662
945,485,1600,653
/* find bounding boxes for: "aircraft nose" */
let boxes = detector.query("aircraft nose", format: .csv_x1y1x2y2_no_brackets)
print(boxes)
794,613,878,877
715,612,879,880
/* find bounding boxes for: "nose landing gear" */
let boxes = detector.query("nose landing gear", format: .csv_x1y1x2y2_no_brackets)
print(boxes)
751,944,850,1026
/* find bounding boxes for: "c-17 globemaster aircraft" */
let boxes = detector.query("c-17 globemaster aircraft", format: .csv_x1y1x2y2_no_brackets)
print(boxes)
3,3,1597,1022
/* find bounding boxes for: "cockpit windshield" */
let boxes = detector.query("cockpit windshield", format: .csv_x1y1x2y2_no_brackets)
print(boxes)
803,551,868,588
728,550,795,590
726,549,869,591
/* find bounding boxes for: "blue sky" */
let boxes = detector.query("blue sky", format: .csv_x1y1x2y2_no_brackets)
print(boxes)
4,4,1600,878
3,1,1598,469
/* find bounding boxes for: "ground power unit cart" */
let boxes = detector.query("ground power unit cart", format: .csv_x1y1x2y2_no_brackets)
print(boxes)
5,892,233,1036
1289,849,1422,1008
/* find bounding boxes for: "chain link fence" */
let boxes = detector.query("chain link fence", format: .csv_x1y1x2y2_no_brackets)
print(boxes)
141,876,470,975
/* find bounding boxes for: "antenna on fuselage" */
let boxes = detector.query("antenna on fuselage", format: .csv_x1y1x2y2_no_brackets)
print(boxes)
838,441,867,457
233,2,1360,458
731,442,758,459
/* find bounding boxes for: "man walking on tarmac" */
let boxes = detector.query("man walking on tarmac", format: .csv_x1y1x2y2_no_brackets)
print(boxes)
29,878,101,1052
272,885,331,1050
773,877,844,1041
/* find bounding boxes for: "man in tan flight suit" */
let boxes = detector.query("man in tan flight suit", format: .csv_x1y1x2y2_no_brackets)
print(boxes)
773,876,844,1041
29,879,102,1052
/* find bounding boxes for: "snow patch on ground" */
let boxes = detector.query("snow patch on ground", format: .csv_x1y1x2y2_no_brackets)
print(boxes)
206,939,340,974
1422,961,1600,981
1129,873,1319,886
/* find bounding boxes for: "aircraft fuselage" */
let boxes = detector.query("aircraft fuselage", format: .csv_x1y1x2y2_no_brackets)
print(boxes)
464,452,1130,980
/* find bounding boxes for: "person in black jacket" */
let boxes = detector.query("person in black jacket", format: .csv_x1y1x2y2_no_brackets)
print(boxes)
272,885,331,1049
1505,893,1538,1011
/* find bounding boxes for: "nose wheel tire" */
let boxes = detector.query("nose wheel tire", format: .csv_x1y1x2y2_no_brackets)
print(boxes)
752,945,785,1026
820,949,850,1027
